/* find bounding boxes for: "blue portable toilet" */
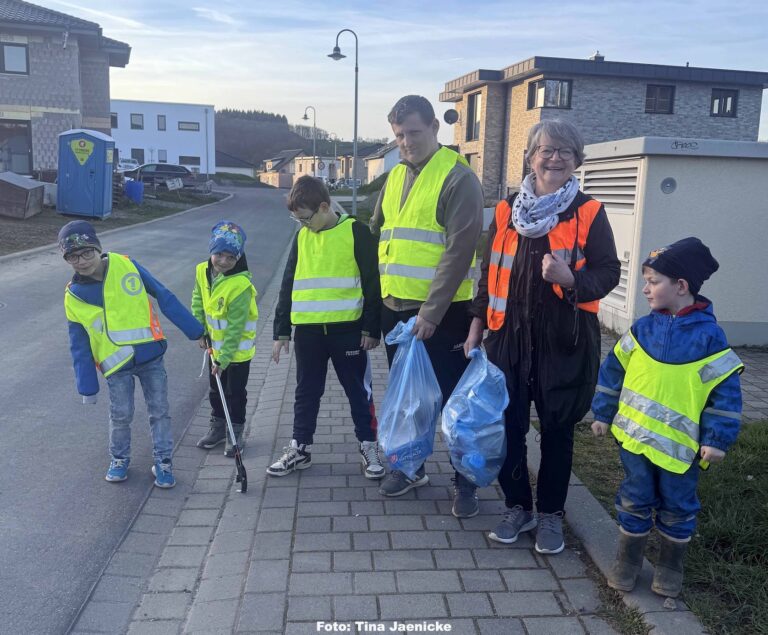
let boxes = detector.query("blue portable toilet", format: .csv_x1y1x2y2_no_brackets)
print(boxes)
57,129,115,218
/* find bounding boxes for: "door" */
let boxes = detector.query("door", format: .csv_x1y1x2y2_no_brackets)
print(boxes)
0,120,32,175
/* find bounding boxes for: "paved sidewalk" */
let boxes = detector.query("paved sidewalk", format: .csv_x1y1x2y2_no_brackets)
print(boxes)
72,266,767,634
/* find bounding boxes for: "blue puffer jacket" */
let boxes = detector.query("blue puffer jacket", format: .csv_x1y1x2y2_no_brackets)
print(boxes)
591,299,742,451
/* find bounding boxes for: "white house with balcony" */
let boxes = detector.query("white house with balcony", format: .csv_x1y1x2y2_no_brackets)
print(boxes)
110,99,215,174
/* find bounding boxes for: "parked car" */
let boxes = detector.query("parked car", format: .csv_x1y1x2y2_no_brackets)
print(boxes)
116,158,139,173
123,163,196,188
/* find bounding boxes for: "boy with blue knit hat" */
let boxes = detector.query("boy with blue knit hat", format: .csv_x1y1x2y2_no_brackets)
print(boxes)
60,220,205,487
591,237,743,598
192,221,258,456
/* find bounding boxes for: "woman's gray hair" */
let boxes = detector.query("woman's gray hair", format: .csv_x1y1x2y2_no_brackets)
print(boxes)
525,119,586,168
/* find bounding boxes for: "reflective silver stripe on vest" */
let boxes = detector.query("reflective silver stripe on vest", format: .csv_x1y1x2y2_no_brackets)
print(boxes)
92,317,103,332
244,321,258,331
619,333,635,354
108,327,154,342
488,294,506,312
596,384,620,397
292,277,360,291
380,229,392,241
291,298,364,313
698,350,743,383
211,339,255,352
703,407,742,421
207,316,228,330
620,388,699,442
552,247,585,264
613,413,697,465
490,250,514,270
100,347,133,373
379,227,445,245
381,263,471,282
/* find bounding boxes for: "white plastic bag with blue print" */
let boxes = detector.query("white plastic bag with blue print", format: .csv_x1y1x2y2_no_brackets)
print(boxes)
441,347,508,487
378,316,442,480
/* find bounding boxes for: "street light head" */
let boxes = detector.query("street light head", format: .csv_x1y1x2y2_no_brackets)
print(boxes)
302,113,309,121
328,46,345,61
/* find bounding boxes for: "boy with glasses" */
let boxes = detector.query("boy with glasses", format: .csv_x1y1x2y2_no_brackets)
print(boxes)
60,220,205,487
267,176,384,479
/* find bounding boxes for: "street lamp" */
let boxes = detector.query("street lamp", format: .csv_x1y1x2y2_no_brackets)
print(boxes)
329,132,338,182
302,106,317,177
328,29,358,215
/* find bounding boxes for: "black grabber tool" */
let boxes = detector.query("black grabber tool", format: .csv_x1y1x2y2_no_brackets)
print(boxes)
203,338,247,493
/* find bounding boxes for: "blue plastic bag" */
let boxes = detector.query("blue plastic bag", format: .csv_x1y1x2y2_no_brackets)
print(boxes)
378,316,442,479
441,348,508,487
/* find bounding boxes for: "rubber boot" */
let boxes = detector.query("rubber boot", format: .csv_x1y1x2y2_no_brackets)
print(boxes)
651,533,689,598
224,423,245,457
607,529,649,592
197,417,226,449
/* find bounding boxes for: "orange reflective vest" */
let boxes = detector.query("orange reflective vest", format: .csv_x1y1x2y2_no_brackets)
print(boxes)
486,197,602,331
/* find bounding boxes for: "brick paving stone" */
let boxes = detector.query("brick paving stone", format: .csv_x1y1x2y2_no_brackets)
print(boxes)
177,509,220,527
524,616,586,634
120,531,169,555
501,568,560,592
256,507,295,532
244,559,289,593
560,578,602,614
490,591,563,617
477,617,527,634
295,516,332,533
332,515,369,532
104,552,157,579
459,569,506,592
353,571,397,594
333,551,373,571
373,550,434,571
334,594,378,621
293,532,351,552
396,570,462,593
126,620,182,635
250,532,292,560
202,550,249,579
378,593,448,619
474,548,538,569
353,531,390,550
135,592,190,620
75,601,135,632
237,593,286,631
131,514,177,535
292,552,332,573
543,550,588,578
158,546,208,569
168,526,215,546
289,572,353,596
148,568,200,593
195,575,243,602
582,614,621,634
287,595,333,621
209,530,253,554
446,592,494,617
390,530,449,549
434,549,476,569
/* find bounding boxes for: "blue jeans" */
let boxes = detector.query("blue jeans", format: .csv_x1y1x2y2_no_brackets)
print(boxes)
105,356,173,462
616,447,701,540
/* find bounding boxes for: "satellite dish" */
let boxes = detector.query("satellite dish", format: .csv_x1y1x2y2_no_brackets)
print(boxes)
444,109,459,125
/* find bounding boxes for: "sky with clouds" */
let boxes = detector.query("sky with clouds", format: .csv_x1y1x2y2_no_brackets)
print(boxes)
49,0,768,143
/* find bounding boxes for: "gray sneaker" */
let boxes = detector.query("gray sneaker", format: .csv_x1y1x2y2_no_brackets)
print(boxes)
451,475,479,518
535,511,565,554
196,418,226,449
360,441,385,480
378,466,428,497
489,505,537,544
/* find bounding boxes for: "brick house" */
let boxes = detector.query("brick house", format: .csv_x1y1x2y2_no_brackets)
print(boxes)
259,148,303,188
440,54,768,201
0,0,130,174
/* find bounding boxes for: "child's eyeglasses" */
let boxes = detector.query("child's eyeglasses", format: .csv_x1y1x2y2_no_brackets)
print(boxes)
63,248,98,264
290,210,317,226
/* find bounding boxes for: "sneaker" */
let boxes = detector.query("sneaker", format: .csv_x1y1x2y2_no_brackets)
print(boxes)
378,466,428,497
266,440,312,477
224,423,245,458
360,441,385,480
451,474,479,518
105,458,129,482
196,418,226,449
151,459,176,489
488,505,537,544
535,511,565,554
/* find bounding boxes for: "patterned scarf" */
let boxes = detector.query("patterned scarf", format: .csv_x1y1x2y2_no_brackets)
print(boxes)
511,174,579,238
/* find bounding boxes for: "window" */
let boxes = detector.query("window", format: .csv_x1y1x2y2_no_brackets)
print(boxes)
299,163,303,172
1,44,28,74
110,113,118,128
179,155,201,166
645,85,675,114
158,149,167,163
466,92,483,141
130,148,145,164
527,79,572,109
0,120,32,174
711,89,738,117
130,114,144,130
157,115,166,131
178,121,200,131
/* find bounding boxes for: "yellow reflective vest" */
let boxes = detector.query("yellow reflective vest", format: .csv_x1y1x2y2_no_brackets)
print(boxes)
291,214,363,324
64,253,165,377
379,146,474,302
195,262,258,363
610,331,744,474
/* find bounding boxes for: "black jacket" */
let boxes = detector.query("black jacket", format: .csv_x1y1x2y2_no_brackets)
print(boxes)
274,216,382,340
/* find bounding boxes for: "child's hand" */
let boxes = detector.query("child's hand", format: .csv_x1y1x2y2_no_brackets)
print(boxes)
272,340,289,364
211,363,223,377
360,336,379,351
700,445,725,463
198,336,208,349
591,421,610,437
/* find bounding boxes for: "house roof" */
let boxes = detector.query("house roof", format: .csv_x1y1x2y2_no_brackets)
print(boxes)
364,140,398,161
441,55,768,101
216,150,256,169
0,0,131,67
339,144,385,159
265,148,304,172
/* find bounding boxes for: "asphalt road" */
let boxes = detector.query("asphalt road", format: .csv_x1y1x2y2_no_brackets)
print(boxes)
0,187,296,634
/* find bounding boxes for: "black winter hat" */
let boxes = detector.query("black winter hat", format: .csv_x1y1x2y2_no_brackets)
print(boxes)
643,237,719,296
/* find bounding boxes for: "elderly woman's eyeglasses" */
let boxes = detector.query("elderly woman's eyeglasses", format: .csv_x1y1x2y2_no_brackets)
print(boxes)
536,145,575,161
63,247,98,264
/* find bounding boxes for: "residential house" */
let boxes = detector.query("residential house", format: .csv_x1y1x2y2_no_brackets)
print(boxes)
110,100,215,174
337,144,384,184
215,150,257,178
293,155,341,183
259,148,303,188
441,53,768,200
364,140,399,184
0,0,130,175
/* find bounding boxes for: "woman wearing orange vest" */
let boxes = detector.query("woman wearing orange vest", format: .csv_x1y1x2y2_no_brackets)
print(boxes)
464,120,620,555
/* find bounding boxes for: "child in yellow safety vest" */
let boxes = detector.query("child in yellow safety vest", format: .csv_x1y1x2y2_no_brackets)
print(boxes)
192,221,258,457
590,237,743,598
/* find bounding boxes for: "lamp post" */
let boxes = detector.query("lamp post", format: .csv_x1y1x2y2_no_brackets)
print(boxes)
328,29,358,215
329,132,338,182
302,106,317,177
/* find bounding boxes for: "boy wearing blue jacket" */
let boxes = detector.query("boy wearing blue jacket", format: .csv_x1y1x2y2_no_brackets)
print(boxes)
61,221,205,488
591,237,743,598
